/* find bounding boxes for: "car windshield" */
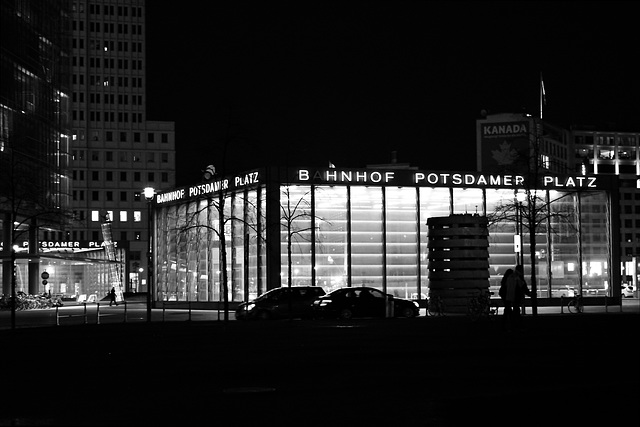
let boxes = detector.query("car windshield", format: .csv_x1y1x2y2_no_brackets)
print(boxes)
357,288,384,299
255,290,283,302
254,287,323,302
330,288,386,299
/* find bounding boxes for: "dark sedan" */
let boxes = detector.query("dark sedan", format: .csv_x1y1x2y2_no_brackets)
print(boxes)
236,286,326,320
312,286,420,320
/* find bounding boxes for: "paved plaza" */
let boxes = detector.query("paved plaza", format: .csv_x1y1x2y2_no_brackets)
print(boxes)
2,302,638,426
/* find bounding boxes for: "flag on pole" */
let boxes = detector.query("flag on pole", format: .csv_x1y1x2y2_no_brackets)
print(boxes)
540,72,546,119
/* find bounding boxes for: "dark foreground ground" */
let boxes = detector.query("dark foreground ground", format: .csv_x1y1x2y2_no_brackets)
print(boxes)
2,312,639,427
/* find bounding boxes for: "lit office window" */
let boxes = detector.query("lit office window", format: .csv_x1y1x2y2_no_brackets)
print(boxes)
598,149,614,160
119,211,127,222
134,211,141,222
540,154,550,169
91,210,100,222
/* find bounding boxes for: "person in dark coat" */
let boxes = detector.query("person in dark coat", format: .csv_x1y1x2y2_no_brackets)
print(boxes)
499,266,530,331
109,287,118,306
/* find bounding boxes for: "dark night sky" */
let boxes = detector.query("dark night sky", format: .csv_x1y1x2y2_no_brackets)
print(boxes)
146,1,639,187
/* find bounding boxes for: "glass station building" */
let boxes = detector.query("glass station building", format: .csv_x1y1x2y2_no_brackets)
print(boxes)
150,166,621,308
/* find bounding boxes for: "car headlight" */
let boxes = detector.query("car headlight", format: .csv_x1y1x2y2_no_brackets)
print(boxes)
245,303,256,311
318,299,332,307
412,301,419,308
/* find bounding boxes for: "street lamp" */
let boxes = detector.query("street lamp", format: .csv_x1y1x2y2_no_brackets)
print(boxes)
10,244,18,330
143,187,155,322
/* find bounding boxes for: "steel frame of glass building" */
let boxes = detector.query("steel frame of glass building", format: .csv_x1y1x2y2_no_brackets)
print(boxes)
1,0,72,298
151,167,621,308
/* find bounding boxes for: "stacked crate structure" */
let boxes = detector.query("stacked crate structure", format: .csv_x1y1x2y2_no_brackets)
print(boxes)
427,214,490,313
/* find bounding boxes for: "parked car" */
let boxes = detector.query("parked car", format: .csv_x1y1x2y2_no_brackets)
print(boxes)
621,283,635,298
312,286,420,320
235,286,326,320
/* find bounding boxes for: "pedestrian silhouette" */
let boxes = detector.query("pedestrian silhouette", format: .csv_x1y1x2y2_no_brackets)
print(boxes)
499,266,530,331
109,287,118,306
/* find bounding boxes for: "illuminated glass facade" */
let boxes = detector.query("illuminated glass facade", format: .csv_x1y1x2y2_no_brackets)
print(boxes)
0,240,127,300
151,167,621,306
1,0,72,297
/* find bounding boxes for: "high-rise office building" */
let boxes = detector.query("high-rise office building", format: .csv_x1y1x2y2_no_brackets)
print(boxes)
1,0,72,296
477,113,639,295
572,128,639,292
69,0,175,294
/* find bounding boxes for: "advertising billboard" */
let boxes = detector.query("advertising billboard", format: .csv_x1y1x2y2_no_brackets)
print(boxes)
480,120,531,174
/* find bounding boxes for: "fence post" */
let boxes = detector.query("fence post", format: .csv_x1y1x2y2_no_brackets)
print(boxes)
560,295,564,314
162,301,166,322
96,303,100,324
83,302,88,324
123,300,127,323
56,305,60,326
188,301,192,322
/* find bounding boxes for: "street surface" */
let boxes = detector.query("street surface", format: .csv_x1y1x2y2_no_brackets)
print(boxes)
2,297,638,329
1,301,638,427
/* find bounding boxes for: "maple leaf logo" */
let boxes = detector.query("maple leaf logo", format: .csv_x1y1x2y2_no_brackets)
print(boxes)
491,141,519,165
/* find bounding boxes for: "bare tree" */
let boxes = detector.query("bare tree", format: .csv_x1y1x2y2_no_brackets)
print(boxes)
170,103,251,321
170,163,271,322
278,185,329,320
280,186,314,289
488,189,580,309
485,122,581,316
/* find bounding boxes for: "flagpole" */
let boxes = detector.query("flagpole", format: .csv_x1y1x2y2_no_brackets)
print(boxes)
539,72,545,119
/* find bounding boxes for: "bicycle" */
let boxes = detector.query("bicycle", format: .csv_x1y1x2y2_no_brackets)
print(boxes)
427,295,446,316
488,295,500,316
567,291,583,314
467,289,497,321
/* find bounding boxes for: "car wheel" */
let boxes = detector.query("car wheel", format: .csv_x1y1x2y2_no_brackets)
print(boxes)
339,308,353,320
257,310,270,320
400,307,415,318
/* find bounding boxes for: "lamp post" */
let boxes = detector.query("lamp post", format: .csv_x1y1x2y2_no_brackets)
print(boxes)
143,187,155,322
10,244,17,330
515,190,531,315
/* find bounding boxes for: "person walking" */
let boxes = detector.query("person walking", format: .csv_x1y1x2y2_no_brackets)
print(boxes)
109,287,118,306
499,266,530,331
